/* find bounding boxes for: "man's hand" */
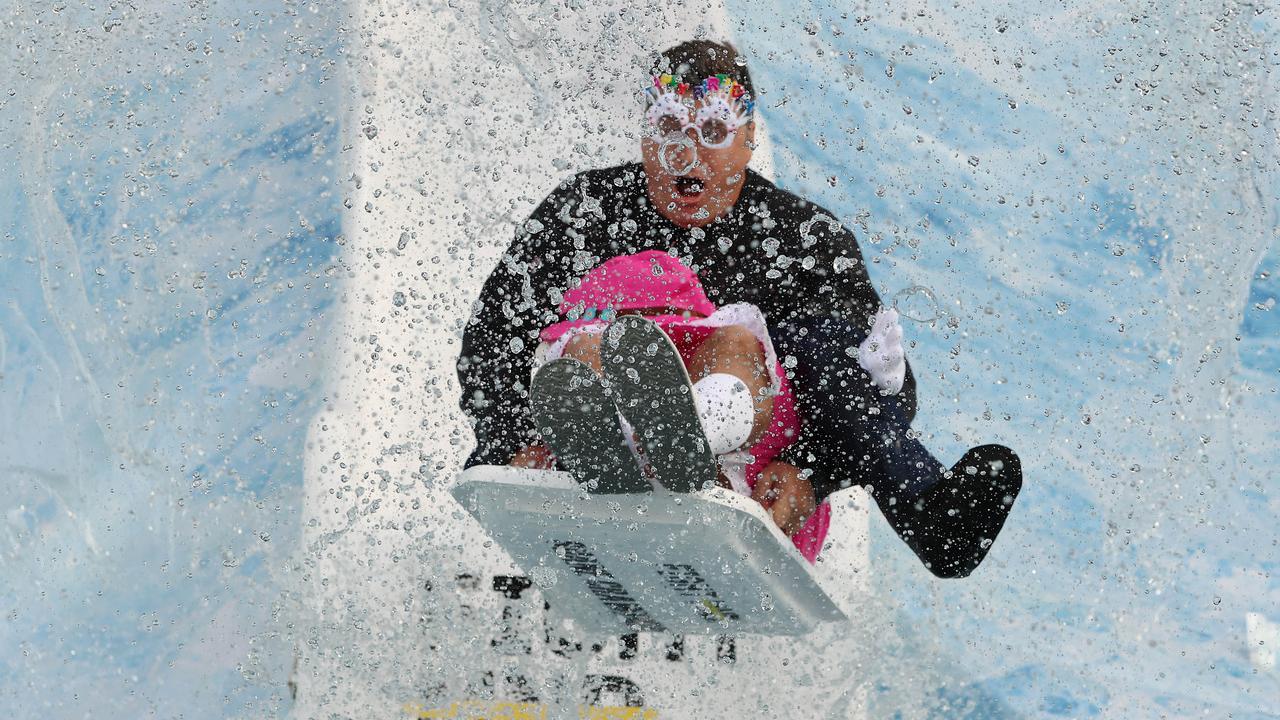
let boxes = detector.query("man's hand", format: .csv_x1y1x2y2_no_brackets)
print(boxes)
751,461,817,537
509,444,555,469
857,307,905,395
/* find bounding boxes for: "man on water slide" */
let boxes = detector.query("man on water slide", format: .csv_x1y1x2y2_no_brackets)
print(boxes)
457,39,1022,578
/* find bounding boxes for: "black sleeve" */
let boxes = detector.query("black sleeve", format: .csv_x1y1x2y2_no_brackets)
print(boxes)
809,215,918,425
456,182,575,467
797,209,882,322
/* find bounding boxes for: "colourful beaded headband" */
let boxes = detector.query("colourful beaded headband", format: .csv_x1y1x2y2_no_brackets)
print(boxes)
644,73,756,116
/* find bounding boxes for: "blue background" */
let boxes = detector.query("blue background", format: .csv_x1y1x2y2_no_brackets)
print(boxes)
2,1,1276,717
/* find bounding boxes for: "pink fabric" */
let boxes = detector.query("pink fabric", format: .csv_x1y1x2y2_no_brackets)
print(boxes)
540,250,718,343
741,359,829,563
541,253,829,562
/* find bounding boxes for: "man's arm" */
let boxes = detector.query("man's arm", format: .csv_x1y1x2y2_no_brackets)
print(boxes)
456,185,573,467
803,207,885,319
823,223,918,424
769,208,919,501
788,208,917,423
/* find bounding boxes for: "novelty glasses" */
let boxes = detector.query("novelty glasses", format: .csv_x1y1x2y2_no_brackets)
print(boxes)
643,74,755,149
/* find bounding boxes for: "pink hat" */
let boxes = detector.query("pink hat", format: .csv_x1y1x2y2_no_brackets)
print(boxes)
540,251,717,342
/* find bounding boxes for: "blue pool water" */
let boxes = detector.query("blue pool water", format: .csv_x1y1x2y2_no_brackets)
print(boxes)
1,3,342,715
2,1,1277,717
736,1,1279,716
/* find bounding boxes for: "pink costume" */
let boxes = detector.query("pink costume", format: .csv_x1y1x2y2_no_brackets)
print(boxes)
537,250,830,562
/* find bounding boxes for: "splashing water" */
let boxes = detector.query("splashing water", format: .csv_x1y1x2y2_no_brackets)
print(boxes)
658,133,699,176
5,0,1277,719
891,285,946,324
2,3,342,717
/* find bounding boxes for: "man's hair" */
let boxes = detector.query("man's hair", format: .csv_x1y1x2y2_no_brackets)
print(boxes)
654,40,754,99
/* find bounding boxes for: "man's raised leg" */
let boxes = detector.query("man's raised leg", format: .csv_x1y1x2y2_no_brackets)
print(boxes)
772,314,1022,578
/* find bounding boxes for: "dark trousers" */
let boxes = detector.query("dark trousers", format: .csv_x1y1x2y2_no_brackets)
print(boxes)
772,314,944,503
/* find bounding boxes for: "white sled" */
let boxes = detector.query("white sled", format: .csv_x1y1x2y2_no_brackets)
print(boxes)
451,465,846,636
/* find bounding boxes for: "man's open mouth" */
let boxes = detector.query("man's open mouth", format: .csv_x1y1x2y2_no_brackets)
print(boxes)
674,176,706,198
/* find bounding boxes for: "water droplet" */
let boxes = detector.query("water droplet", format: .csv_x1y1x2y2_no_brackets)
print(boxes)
1056,301,1070,314
531,566,559,588
800,212,842,249
967,155,981,167
508,337,525,352
392,291,406,307
658,134,697,176
892,285,944,323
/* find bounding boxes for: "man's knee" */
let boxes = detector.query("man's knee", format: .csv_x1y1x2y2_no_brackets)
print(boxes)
707,324,760,355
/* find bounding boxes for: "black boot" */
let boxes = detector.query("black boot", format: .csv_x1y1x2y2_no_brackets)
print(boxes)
872,440,1022,578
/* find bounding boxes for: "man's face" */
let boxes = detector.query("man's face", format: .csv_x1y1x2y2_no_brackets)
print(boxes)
641,108,755,229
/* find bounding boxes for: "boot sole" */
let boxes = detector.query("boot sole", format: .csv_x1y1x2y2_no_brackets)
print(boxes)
601,316,718,494
530,358,650,493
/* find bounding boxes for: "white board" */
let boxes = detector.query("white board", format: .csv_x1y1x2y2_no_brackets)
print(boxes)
452,466,845,637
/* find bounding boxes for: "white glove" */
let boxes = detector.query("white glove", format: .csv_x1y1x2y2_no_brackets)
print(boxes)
858,308,906,395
